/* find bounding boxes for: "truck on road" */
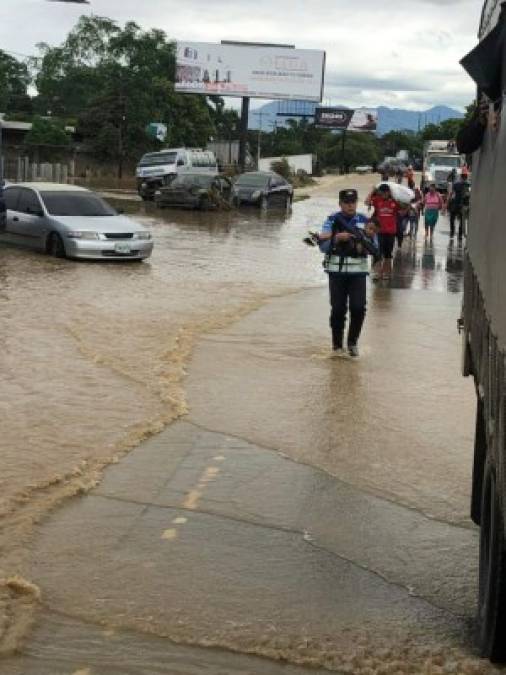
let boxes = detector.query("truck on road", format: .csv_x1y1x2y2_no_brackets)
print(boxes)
136,148,218,200
460,0,506,662
422,140,465,191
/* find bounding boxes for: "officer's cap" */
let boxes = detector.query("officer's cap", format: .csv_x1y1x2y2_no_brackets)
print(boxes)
339,189,358,203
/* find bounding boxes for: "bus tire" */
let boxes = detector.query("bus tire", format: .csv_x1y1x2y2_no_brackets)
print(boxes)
477,460,506,661
471,399,487,525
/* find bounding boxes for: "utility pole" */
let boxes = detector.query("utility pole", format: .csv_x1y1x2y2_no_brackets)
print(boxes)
238,97,250,173
253,110,266,170
117,89,126,180
341,129,347,175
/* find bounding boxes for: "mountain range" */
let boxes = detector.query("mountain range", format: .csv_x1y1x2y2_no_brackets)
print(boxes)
248,101,464,135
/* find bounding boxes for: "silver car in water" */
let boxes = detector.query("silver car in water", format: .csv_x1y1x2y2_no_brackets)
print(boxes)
1,183,153,261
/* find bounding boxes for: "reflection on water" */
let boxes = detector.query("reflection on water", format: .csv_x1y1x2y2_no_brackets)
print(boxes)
386,232,465,294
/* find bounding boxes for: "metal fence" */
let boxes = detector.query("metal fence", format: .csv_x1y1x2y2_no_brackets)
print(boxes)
1,156,72,183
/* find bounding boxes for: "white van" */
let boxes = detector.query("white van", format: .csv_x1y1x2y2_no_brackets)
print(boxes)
136,148,218,200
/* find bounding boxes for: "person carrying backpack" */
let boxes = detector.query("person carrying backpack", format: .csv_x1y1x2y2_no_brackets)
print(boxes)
448,171,471,239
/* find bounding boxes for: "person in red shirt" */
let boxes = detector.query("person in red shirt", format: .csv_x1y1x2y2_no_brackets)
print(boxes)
366,183,399,278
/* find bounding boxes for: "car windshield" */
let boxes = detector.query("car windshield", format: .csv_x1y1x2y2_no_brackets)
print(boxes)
430,155,461,167
235,174,270,187
139,152,177,166
40,192,117,217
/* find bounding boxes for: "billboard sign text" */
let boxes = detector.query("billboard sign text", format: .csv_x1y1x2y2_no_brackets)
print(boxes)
175,42,325,102
315,107,378,132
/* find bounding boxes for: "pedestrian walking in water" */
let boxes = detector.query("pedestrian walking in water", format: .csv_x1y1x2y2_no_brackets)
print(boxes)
318,188,379,358
448,169,471,239
408,186,423,238
366,183,399,279
423,183,443,241
396,204,410,249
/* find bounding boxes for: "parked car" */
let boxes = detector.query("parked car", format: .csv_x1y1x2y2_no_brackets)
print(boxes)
155,172,233,209
232,171,293,209
1,183,153,261
355,165,373,174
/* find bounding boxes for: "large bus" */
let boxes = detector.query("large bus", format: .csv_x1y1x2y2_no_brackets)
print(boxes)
459,0,506,662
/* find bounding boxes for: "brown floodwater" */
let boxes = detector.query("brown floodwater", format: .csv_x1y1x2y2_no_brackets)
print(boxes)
0,175,485,672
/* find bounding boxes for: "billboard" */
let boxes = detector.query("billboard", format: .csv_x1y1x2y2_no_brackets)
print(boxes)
315,107,378,132
175,42,325,102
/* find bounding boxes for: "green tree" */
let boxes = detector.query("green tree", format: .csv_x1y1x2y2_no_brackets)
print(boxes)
323,132,380,171
380,130,423,159
25,116,71,146
0,50,32,114
33,16,216,173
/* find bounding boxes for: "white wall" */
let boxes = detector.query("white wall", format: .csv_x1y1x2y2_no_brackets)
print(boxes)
258,154,314,175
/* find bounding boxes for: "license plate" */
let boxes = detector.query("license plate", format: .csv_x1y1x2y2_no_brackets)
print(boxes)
114,243,131,254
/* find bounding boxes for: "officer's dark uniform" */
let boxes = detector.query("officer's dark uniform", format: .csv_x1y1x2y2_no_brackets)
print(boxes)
319,189,378,354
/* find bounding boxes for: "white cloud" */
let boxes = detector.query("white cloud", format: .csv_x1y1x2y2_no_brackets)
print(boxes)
0,0,484,110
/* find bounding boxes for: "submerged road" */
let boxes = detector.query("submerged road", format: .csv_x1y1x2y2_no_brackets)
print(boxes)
3,176,498,674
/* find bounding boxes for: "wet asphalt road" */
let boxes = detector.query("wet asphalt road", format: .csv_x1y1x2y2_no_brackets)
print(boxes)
2,183,497,674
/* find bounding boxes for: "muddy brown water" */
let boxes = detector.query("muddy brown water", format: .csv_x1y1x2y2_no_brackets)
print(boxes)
0,175,490,672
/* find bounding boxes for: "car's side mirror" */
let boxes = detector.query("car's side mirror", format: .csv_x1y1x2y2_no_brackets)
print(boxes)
177,159,185,166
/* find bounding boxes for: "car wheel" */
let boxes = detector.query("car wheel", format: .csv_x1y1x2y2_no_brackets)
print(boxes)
47,232,66,258
477,460,506,661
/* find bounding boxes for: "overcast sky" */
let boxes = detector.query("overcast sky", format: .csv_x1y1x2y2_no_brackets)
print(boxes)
0,0,483,112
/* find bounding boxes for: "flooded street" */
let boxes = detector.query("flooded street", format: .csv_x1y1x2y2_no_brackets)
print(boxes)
0,175,496,674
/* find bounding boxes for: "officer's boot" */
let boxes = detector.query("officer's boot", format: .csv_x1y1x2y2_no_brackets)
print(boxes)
332,328,343,351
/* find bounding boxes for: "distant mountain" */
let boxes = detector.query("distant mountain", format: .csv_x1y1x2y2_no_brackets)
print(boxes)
248,101,463,135
376,106,464,134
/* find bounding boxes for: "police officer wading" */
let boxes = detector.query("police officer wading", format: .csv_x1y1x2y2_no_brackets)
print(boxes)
318,189,379,358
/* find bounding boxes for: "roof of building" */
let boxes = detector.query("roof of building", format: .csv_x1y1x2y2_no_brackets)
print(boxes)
0,115,76,134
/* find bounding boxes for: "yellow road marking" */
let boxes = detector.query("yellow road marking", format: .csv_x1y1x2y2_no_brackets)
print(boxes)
182,489,202,510
161,528,178,541
163,462,223,540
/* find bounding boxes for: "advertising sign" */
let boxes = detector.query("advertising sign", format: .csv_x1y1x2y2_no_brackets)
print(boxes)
145,123,167,142
315,107,378,132
175,42,325,102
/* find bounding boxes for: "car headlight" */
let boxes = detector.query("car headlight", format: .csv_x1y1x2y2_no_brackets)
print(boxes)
66,231,100,240
251,190,262,200
133,231,152,240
